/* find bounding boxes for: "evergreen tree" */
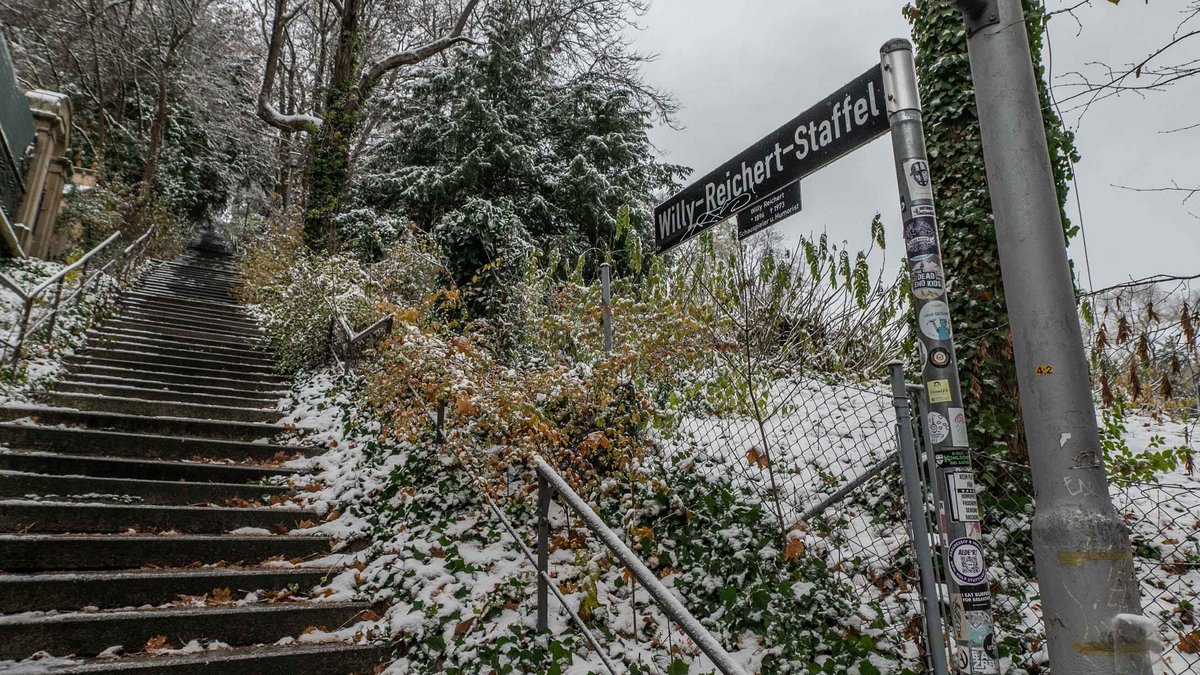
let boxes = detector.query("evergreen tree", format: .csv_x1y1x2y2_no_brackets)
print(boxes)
906,3,1080,484
354,6,684,280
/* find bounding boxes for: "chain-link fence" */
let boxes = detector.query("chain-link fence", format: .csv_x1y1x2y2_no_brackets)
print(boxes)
663,367,940,672
908,385,1200,675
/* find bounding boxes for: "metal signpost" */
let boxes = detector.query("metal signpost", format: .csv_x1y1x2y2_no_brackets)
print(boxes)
955,1,1153,672
652,38,1003,675
881,40,997,674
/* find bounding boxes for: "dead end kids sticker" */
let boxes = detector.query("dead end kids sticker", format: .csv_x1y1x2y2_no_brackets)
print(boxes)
909,255,945,300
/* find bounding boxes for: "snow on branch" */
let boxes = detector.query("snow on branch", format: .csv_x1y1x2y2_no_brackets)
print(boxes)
360,0,483,90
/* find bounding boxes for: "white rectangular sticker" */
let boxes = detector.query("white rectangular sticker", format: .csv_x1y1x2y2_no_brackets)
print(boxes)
949,406,969,447
946,471,980,522
903,158,934,202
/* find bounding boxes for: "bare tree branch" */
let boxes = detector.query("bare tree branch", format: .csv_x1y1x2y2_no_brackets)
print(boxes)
257,0,322,133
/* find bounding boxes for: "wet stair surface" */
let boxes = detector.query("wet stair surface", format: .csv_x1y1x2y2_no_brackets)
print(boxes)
0,245,385,673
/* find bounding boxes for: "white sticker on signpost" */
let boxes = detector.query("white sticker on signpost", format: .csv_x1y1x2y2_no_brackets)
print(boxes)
946,471,980,522
903,158,934,201
918,301,953,341
948,537,988,586
949,406,969,447
927,412,950,444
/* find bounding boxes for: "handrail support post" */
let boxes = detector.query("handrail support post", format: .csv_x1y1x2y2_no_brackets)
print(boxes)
536,471,551,634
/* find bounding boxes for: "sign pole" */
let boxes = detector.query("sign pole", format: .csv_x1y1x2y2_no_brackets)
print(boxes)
954,1,1153,672
881,39,998,674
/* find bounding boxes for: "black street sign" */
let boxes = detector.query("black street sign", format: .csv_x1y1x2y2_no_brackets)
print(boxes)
736,181,801,239
654,65,889,253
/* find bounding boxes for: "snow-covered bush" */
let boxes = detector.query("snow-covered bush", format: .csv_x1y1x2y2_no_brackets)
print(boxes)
55,183,189,263
238,218,382,371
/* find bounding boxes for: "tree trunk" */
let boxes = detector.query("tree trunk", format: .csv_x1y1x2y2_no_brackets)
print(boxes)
302,0,364,252
138,68,171,208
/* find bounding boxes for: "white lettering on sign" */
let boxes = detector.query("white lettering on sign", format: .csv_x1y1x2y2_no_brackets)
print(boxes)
654,66,888,252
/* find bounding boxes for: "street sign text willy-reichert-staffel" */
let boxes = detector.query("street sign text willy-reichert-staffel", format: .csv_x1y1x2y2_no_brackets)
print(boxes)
653,65,889,254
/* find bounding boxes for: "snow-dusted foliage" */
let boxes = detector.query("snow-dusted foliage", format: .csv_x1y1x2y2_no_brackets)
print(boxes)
353,2,686,269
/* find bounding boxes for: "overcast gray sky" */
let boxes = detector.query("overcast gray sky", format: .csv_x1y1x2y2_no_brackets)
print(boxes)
631,1,1199,290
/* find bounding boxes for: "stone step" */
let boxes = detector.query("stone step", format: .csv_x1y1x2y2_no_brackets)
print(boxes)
128,290,243,312
120,297,254,325
0,470,288,506
55,381,279,410
0,601,374,659
66,355,285,386
135,280,238,301
0,567,331,612
0,405,285,443
113,309,262,340
143,269,239,286
41,392,282,425
43,643,387,674
106,318,262,347
149,268,240,285
118,300,258,327
112,302,254,331
65,369,287,399
79,338,276,369
0,425,308,463
87,330,273,362
67,365,286,395
0,534,335,571
0,501,319,534
71,348,277,379
93,325,269,354
0,451,299,484
157,260,241,276
138,277,238,296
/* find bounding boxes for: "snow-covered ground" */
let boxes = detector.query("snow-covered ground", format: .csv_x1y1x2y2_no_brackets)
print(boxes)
280,369,1198,673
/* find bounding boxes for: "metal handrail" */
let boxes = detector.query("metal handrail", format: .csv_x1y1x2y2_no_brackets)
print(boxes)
325,294,394,377
3,227,156,369
533,456,749,675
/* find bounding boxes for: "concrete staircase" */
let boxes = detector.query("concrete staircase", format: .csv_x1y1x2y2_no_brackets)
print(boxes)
0,247,385,673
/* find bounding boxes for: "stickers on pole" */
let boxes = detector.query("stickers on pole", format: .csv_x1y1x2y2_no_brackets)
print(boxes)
936,449,972,468
902,216,938,258
909,256,945,300
927,378,952,403
946,471,980,522
947,537,988,586
928,347,951,369
903,159,934,201
918,300,952,341
927,411,950,444
949,406,970,447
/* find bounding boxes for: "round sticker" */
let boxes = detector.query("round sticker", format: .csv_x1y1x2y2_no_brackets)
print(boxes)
948,537,988,586
927,411,950,443
929,347,951,368
918,300,953,341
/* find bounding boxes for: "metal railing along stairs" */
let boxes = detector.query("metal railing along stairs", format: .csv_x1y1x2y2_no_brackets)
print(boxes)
0,227,156,371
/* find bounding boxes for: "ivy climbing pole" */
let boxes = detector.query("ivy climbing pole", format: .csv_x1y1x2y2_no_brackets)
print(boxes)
905,0,1080,494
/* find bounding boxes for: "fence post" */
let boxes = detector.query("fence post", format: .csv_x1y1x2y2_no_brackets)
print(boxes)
890,362,951,675
9,299,34,370
600,262,613,356
43,276,66,341
536,471,551,633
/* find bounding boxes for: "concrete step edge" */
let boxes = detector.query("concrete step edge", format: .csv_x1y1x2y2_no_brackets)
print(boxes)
54,382,281,409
